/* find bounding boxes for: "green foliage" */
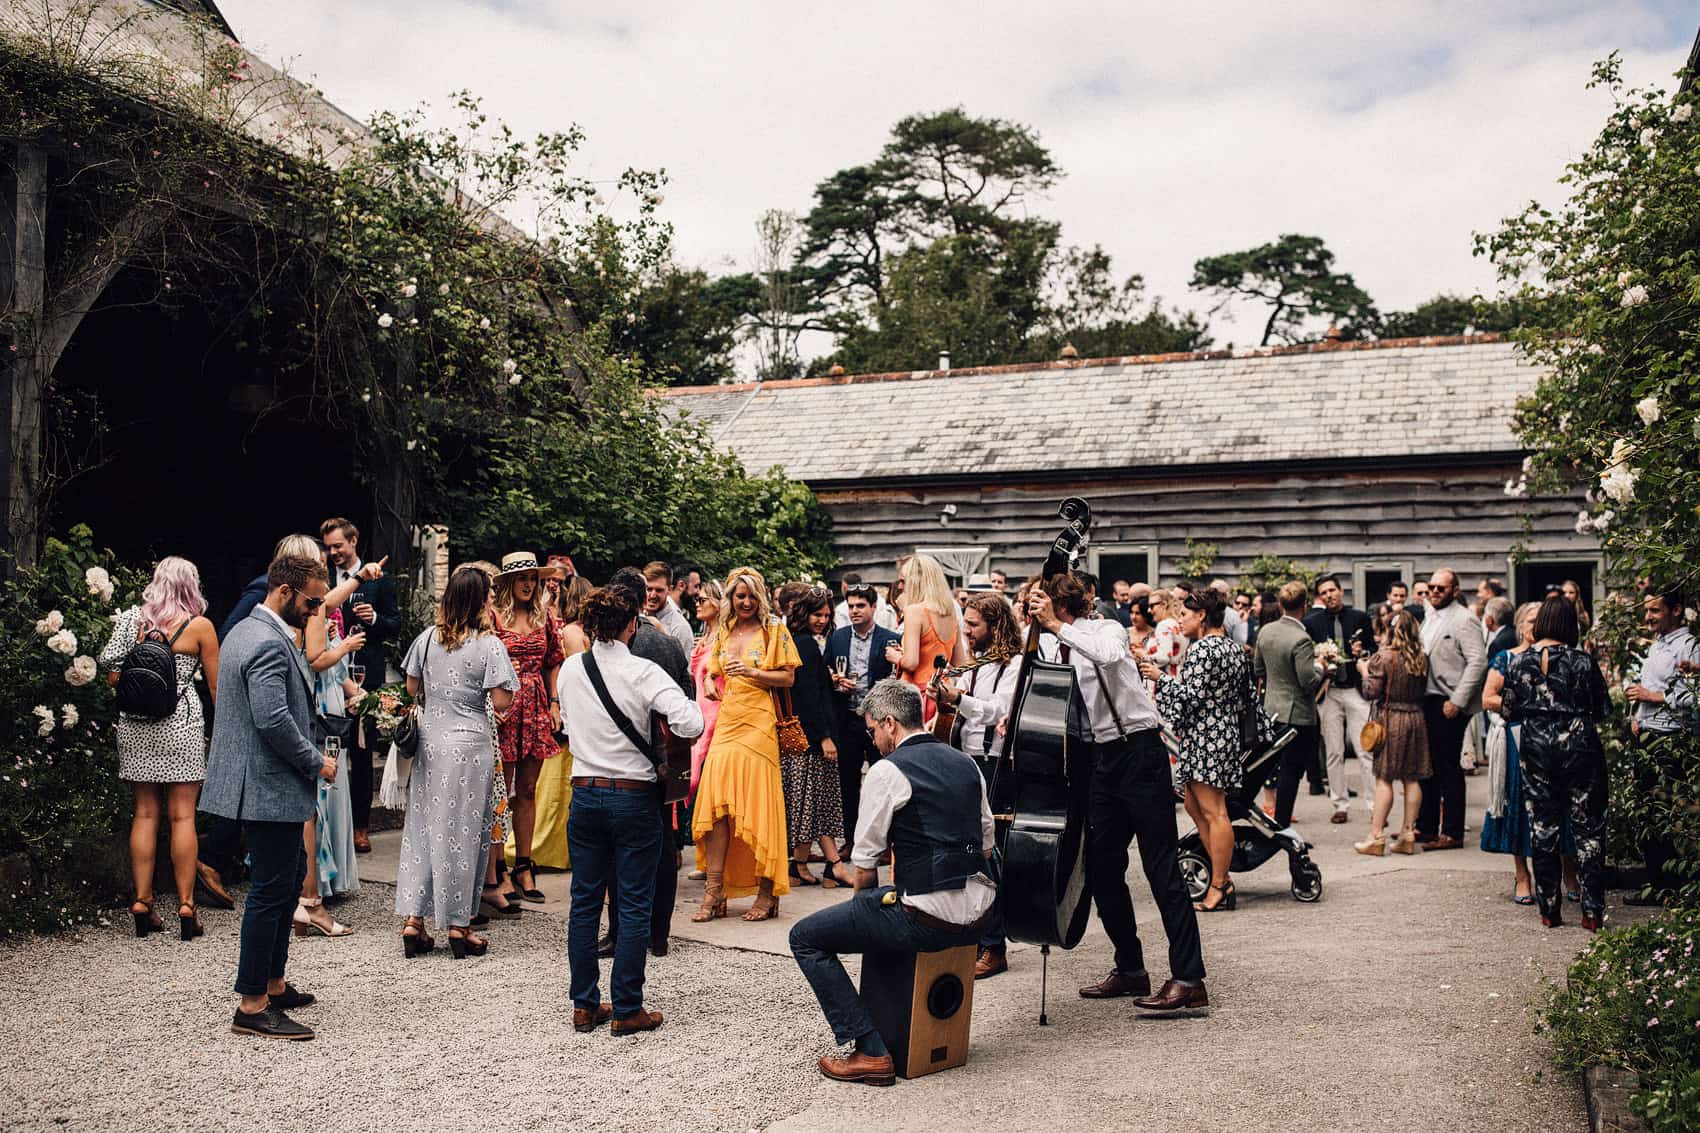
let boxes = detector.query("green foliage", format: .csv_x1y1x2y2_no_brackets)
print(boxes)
1178,538,1219,582
1238,553,1323,595
1481,55,1700,594
1543,909,1700,1132
1376,292,1534,338
1190,233,1378,346
0,526,144,934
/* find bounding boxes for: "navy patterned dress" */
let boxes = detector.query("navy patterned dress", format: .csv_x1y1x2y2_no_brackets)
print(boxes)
1156,633,1248,792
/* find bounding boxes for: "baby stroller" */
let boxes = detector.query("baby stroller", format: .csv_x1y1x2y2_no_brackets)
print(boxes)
1175,723,1324,903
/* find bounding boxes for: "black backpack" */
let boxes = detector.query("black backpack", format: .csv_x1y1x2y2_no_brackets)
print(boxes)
115,620,192,720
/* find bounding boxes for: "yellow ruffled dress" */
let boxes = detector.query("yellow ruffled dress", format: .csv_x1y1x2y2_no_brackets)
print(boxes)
509,743,572,870
692,622,798,898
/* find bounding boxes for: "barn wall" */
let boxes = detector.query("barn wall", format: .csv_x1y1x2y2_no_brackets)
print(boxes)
814,461,1594,607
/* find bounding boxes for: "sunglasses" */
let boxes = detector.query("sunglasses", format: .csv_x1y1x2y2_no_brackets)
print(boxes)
303,596,326,611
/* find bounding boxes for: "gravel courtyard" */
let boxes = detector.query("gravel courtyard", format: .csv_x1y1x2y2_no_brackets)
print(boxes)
0,780,1616,1133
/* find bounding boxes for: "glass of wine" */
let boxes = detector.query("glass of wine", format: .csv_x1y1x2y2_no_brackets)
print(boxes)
833,655,848,678
349,664,366,687
324,735,341,763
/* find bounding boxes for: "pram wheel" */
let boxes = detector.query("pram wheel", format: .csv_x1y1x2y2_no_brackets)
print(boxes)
1290,861,1323,903
1177,848,1212,903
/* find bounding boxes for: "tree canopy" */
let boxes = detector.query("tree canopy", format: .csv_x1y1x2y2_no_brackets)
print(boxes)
1189,234,1378,346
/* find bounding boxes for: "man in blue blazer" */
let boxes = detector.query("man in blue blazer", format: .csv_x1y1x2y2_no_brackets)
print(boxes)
201,552,334,1041
824,584,902,838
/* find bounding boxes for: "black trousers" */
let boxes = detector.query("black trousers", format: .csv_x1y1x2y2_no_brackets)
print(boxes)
199,815,245,880
604,793,677,950
837,728,881,839
1634,731,1683,893
1088,730,1204,983
1272,724,1321,828
1416,696,1469,840
349,721,375,832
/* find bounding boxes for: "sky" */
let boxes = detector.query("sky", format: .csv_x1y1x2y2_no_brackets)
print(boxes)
216,0,1696,359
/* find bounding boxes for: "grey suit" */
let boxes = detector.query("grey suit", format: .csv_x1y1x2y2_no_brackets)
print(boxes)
199,605,322,998
200,608,322,824
1253,615,1323,827
1421,601,1489,715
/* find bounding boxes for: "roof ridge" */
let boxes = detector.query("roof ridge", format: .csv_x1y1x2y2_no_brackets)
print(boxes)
658,332,1508,397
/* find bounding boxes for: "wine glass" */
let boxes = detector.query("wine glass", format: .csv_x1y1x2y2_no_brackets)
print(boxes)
349,664,366,687
833,655,848,678
324,735,342,763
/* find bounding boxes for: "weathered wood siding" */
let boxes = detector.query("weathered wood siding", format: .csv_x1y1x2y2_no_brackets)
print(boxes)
816,460,1591,607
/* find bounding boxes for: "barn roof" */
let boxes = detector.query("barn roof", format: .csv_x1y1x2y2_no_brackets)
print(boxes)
659,335,1543,486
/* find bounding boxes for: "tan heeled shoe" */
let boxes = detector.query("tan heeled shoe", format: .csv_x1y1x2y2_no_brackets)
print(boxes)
1354,836,1386,857
1389,830,1421,855
742,894,780,922
692,875,726,922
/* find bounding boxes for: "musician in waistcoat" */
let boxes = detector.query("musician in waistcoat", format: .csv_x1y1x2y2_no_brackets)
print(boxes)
931,592,1023,980
1026,573,1209,1013
789,679,996,1087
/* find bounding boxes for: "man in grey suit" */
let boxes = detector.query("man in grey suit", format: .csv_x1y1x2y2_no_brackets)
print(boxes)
1414,569,1489,850
1254,581,1324,829
200,553,334,1040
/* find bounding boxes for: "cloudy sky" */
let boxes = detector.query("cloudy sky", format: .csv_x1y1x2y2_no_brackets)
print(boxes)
218,0,1695,356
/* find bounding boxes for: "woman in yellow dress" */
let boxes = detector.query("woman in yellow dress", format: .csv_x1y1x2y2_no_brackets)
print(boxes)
692,567,798,922
512,574,592,871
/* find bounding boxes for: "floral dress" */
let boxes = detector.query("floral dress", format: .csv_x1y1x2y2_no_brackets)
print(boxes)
495,616,565,763
1155,633,1247,791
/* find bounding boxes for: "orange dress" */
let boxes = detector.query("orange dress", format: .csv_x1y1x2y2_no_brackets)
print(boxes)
902,608,961,706
692,622,800,898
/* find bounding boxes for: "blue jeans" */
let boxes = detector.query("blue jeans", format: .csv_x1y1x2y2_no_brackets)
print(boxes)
235,820,307,996
568,786,663,1019
789,886,980,1047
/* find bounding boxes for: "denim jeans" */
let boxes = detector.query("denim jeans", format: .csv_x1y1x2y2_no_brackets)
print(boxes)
603,794,676,950
789,886,979,1047
568,786,663,1019
235,820,307,996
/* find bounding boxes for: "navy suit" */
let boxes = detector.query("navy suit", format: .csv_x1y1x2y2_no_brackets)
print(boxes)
334,565,399,833
824,623,901,838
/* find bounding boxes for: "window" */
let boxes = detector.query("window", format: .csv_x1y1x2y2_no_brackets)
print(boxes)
1353,561,1412,610
1510,553,1603,616
912,545,989,587
1090,543,1157,588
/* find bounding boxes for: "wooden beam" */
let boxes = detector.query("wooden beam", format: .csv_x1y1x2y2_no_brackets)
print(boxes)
4,142,48,567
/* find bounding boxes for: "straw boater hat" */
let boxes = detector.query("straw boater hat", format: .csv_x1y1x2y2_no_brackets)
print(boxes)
498,552,566,581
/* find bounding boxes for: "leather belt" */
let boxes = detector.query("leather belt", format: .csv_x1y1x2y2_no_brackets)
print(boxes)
571,776,655,792
901,900,996,938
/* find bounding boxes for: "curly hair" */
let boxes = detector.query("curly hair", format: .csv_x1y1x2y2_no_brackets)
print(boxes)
963,592,1022,660
785,585,833,638
720,567,772,627
581,587,638,644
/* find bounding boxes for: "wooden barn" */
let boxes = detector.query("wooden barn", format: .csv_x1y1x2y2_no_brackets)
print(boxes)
662,334,1597,608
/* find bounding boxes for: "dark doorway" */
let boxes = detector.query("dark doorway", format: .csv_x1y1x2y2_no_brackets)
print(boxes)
1097,551,1152,588
1362,568,1408,609
1514,559,1597,615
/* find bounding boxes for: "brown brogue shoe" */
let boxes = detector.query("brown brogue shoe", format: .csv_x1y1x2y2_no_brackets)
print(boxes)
572,1003,614,1033
1424,834,1462,851
195,861,235,910
610,1007,664,1036
974,948,1008,981
818,1051,896,1087
1078,968,1152,999
1131,979,1210,1014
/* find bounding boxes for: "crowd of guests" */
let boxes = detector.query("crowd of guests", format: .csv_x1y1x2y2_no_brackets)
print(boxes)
99,525,1696,1041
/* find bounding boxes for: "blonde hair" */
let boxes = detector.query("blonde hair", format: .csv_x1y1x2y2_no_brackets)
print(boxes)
1388,609,1427,676
901,554,957,621
719,567,771,627
695,579,725,632
494,569,550,629
1515,601,1541,646
274,533,322,562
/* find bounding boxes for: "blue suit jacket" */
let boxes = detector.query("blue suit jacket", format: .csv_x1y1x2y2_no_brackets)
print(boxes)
825,623,901,744
199,608,323,823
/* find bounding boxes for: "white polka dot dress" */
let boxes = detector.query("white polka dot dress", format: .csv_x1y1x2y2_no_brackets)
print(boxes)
98,607,208,783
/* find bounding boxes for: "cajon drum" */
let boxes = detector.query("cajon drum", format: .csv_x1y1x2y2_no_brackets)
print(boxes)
858,944,976,1079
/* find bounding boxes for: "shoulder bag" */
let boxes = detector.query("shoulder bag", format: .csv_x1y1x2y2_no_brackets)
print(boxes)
1358,653,1389,753
774,685,810,758
393,634,427,757
581,649,670,788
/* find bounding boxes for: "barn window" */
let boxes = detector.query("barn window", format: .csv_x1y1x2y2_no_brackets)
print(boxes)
1090,544,1158,588
1353,561,1413,609
1509,552,1604,616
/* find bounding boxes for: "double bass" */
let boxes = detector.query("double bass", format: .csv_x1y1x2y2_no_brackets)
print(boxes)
990,497,1095,954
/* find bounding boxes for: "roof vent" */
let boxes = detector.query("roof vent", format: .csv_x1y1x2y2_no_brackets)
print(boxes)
938,350,951,371
827,363,846,377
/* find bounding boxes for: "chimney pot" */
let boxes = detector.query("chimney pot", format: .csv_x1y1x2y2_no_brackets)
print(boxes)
1060,342,1079,360
938,350,951,371
827,363,846,377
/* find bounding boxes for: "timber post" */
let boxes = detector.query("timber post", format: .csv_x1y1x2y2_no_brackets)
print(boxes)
2,141,48,569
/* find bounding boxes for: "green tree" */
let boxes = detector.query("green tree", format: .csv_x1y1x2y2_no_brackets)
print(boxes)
1190,234,1378,346
1376,292,1533,338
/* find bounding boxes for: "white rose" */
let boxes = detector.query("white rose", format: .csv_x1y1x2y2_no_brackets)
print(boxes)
377,313,394,328
60,703,79,729
1594,510,1615,531
64,656,97,687
1640,127,1658,148
1636,395,1660,426
502,358,518,374
1574,511,1595,535
34,609,64,635
1601,466,1638,504
507,374,523,386
401,283,418,298
1620,285,1649,308
437,283,449,295
478,317,491,330
46,629,78,655
35,707,56,737
84,566,113,602
1616,270,1633,287
1630,203,1646,219
1674,104,1694,123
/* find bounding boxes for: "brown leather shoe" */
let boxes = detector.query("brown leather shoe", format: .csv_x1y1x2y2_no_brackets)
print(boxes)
818,1051,897,1087
1329,810,1349,824
572,1004,613,1033
194,861,235,910
1424,834,1462,851
610,1007,664,1036
1131,979,1210,1013
974,948,1008,980
353,831,372,854
1078,968,1152,999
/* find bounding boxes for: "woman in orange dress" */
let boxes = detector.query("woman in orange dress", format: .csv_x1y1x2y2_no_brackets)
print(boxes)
691,568,798,922
885,553,968,717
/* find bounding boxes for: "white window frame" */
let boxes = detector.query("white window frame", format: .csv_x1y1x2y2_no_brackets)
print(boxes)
912,545,990,586
1353,560,1413,609
1088,543,1159,587
1508,551,1605,610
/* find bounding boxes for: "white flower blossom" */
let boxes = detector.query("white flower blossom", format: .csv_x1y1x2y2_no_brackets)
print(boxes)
478,317,491,330
377,313,394,329
408,317,419,327
1575,511,1596,535
64,656,96,687
1504,478,1528,498
46,629,78,656
361,392,372,403
405,439,417,451
1674,103,1694,123
1630,203,1646,219
1620,285,1649,308
34,610,64,635
401,283,418,298
423,252,432,262
1636,396,1661,426
84,566,113,603
644,191,664,206
1594,509,1615,532
507,374,523,386
32,705,55,737
1586,344,1605,356
59,703,78,729
593,192,607,207
502,358,518,374
1640,127,1659,148
437,283,450,295
1616,270,1633,287
1601,438,1639,504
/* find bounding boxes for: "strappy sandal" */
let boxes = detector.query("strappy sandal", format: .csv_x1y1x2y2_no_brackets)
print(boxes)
819,859,844,889
293,897,354,938
789,861,819,886
508,858,545,904
401,916,435,958
742,894,780,922
692,877,726,922
1193,881,1236,913
177,901,204,941
480,886,522,916
131,898,162,938
448,925,488,959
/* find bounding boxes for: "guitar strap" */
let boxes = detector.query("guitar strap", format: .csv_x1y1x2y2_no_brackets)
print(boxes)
581,650,662,777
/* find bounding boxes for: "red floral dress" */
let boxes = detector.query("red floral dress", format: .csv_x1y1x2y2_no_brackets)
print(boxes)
495,615,565,763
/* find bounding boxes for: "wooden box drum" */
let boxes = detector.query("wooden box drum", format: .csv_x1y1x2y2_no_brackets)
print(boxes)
859,944,976,1079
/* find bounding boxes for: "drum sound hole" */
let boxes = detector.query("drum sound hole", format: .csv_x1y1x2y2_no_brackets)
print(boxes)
927,973,965,1020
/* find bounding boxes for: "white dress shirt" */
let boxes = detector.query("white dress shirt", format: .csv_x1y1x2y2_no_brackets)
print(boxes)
954,654,1023,759
1634,626,1699,734
850,737,997,926
1040,617,1164,742
557,639,703,781
658,599,697,661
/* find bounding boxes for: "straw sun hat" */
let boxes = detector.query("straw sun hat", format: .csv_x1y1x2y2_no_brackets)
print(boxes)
498,552,566,581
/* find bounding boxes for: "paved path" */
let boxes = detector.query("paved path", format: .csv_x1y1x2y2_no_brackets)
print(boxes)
0,773,1620,1132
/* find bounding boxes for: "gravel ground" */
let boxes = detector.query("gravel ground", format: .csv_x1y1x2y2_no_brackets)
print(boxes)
0,780,1614,1133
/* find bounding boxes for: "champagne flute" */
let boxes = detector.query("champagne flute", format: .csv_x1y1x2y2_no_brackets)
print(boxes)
833,655,848,678
349,663,366,687
324,734,342,764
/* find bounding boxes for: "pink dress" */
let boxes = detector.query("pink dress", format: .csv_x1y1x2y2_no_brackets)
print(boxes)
688,636,723,801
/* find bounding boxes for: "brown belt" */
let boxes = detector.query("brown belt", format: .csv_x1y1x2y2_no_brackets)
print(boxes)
571,776,654,792
901,900,996,937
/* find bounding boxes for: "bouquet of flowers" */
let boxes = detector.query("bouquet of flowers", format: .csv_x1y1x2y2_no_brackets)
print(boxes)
1313,640,1345,675
354,684,415,739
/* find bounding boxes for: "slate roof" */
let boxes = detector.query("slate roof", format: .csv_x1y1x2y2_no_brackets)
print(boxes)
660,335,1543,485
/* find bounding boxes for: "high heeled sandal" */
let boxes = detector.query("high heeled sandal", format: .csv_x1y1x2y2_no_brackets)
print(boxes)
401,917,435,958
480,886,522,916
691,880,727,922
1193,882,1235,913
508,858,545,904
741,894,780,922
131,898,162,938
789,861,819,886
447,926,488,959
177,901,204,941
293,897,354,938
1389,831,1420,855
819,860,844,889
1354,836,1387,857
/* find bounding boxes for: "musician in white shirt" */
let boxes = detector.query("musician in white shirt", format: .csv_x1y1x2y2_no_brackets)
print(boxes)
1026,573,1209,1014
557,587,702,1036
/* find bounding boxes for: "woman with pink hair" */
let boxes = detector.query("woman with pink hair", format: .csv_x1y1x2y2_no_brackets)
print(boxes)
99,556,220,941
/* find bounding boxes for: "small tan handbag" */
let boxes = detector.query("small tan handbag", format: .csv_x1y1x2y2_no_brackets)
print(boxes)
1359,666,1389,753
774,687,810,758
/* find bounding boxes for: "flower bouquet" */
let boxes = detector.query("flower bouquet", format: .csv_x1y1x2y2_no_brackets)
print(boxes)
1313,640,1345,676
354,684,415,740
